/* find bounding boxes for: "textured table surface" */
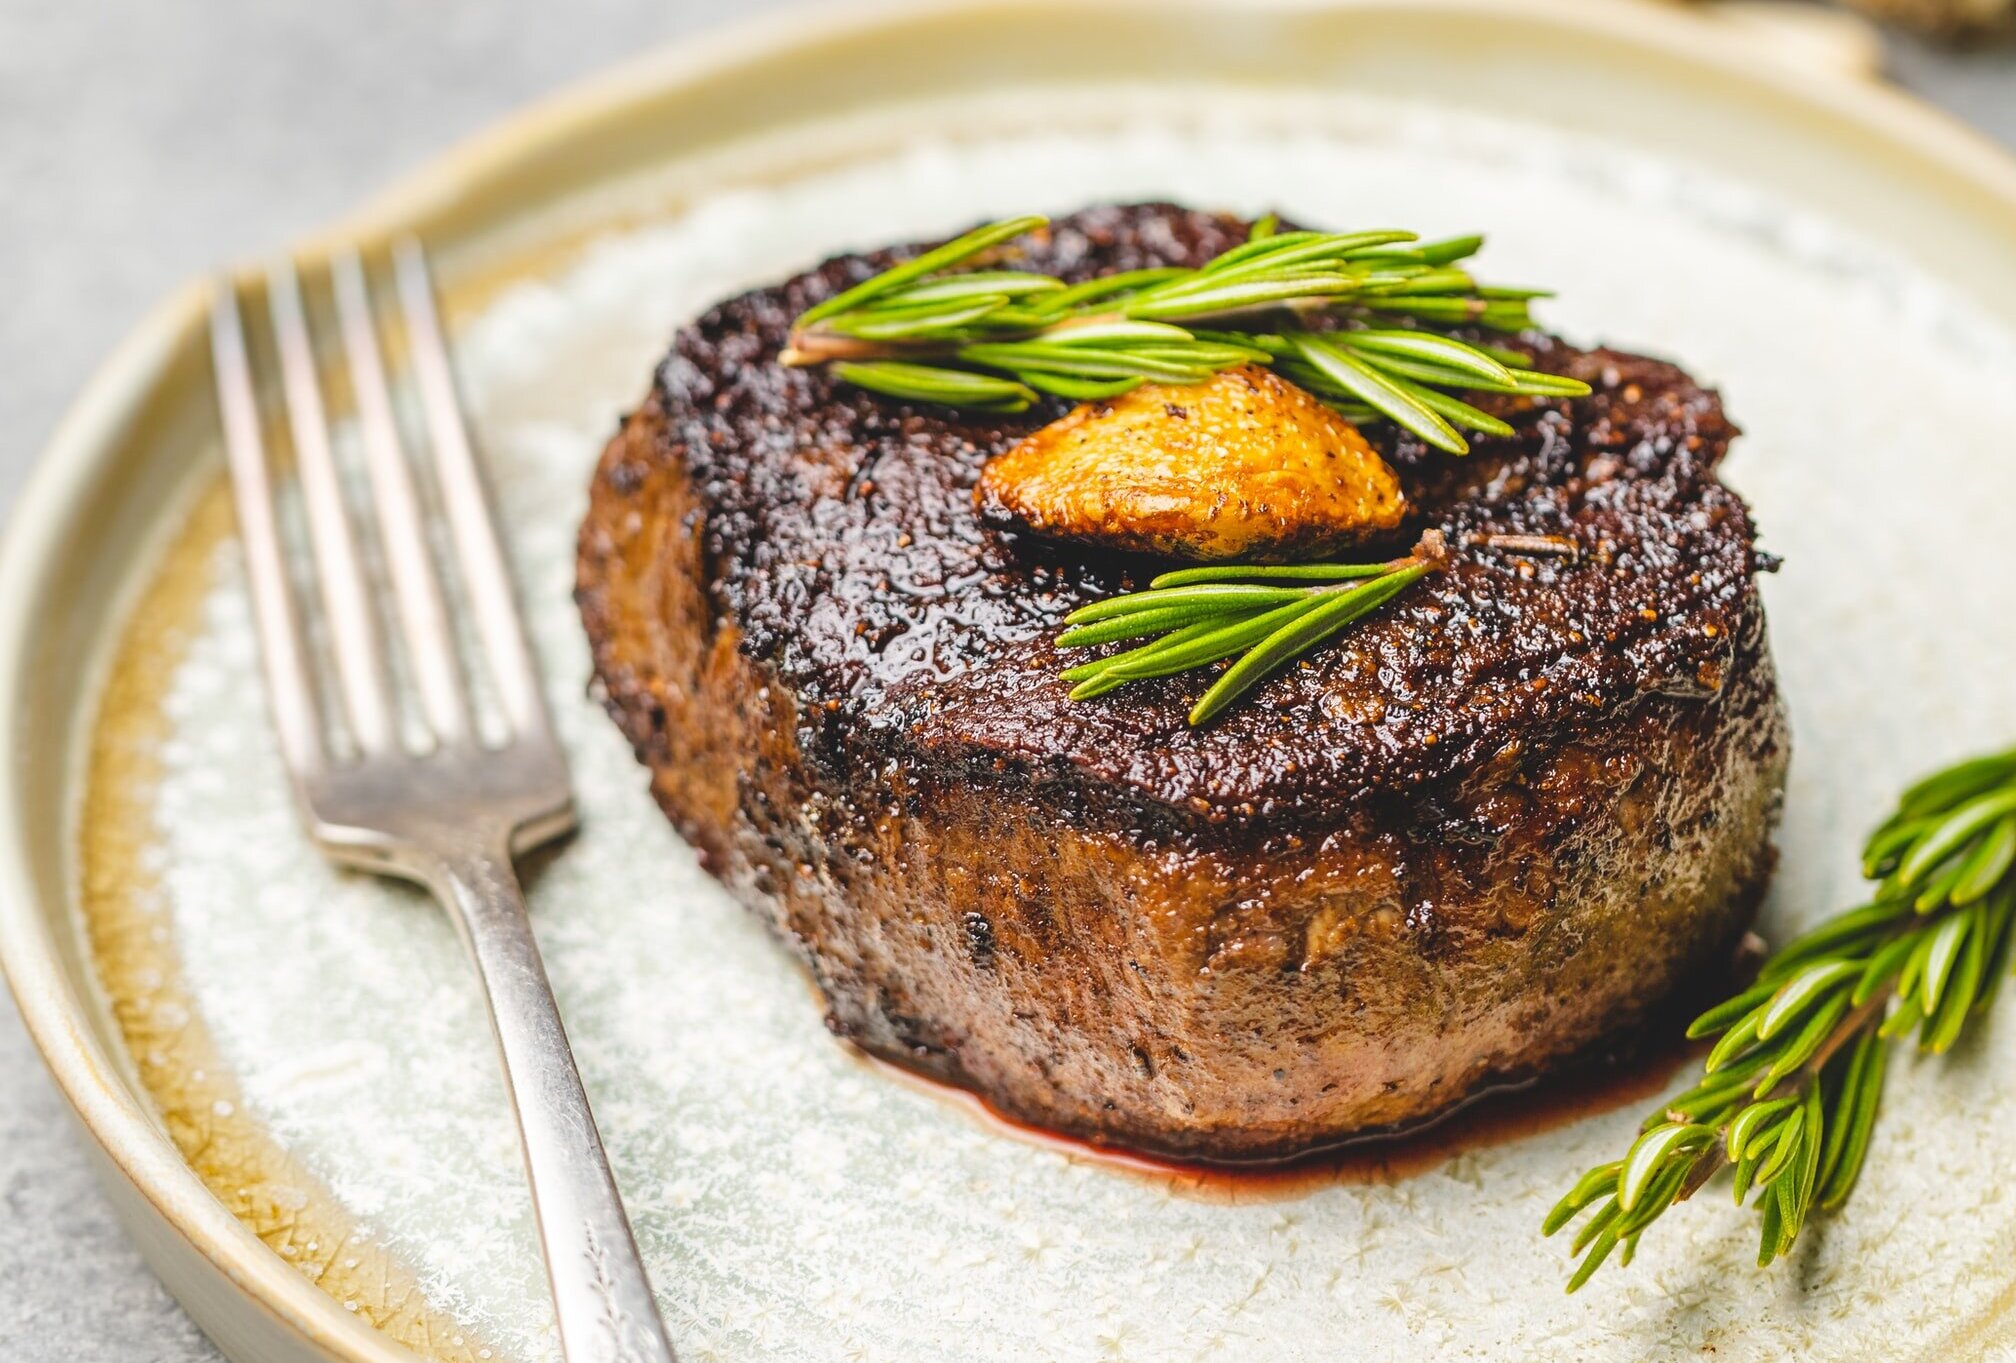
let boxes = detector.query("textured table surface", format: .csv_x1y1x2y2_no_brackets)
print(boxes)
0,3,2010,1360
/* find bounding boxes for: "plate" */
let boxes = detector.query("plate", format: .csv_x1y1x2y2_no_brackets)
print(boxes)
7,2,2016,1361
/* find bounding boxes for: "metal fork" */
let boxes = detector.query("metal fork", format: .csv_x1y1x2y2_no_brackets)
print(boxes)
208,241,678,1363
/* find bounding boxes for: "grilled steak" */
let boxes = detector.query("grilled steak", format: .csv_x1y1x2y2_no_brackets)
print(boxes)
576,203,1789,1162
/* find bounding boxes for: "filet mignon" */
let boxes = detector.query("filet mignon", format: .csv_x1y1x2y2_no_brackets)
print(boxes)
575,204,1789,1162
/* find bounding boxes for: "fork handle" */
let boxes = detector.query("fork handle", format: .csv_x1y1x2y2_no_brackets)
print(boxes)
425,839,679,1363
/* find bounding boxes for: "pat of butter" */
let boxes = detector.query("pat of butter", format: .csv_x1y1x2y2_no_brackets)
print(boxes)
977,365,1405,561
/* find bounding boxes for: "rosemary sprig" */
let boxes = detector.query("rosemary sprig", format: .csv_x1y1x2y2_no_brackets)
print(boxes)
1054,532,1446,727
785,216,1591,453
1546,746,2016,1290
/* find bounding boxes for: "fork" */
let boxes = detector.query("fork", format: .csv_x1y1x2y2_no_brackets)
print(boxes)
208,241,678,1363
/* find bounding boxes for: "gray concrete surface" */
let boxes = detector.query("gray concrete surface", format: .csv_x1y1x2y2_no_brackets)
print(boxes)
1,3,2010,1360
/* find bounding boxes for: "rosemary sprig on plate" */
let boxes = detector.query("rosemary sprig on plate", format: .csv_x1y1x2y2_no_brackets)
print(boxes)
1546,746,2016,1290
784,216,1590,453
1054,532,1447,727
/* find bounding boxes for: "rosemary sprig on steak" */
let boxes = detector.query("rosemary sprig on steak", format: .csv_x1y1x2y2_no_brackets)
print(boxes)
1547,747,2016,1290
1054,532,1446,727
783,215,1590,453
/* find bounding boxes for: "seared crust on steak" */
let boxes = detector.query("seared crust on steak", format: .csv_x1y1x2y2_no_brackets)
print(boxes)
577,204,1789,1161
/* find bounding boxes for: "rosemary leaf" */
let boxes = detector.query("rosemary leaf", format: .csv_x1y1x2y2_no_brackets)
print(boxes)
1099,596,1329,682
1062,583,1317,625
1815,1030,1885,1208
1149,561,1398,588
1291,335,1467,454
955,340,1215,383
1416,234,1485,265
829,361,1036,413
1053,604,1237,650
1403,386,1518,439
1019,373,1144,400
1052,534,1447,726
829,298,1014,341
785,215,1591,449
1545,743,2016,1290
1187,563,1429,725
1333,329,1517,384
1058,618,1222,686
1024,268,1191,315
875,271,1065,306
796,215,1046,326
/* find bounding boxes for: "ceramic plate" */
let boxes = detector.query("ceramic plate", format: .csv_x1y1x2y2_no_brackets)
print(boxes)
7,2,2016,1360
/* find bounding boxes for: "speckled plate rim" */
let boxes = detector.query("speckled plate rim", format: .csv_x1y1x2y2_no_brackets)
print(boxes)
5,1,2016,1360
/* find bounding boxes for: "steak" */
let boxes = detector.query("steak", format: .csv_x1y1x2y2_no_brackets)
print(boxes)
576,203,1789,1162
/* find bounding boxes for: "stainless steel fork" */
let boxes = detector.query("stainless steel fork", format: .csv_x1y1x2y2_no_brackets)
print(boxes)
208,241,677,1363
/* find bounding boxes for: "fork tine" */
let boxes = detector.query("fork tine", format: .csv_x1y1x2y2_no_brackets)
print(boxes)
392,237,550,742
267,258,399,756
331,249,472,747
209,283,329,778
